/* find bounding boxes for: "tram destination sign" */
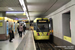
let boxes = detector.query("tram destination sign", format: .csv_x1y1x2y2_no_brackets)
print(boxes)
39,21,46,22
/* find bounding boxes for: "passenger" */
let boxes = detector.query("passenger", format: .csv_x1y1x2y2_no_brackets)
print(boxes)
19,24,23,37
17,25,19,34
23,24,26,35
9,28,14,42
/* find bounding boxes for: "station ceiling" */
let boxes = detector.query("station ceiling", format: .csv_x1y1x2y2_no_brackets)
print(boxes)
0,0,71,20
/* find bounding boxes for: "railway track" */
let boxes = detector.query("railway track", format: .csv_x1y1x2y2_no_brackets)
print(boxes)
35,41,63,50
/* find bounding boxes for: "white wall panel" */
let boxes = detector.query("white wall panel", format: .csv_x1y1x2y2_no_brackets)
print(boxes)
45,0,75,45
53,13,63,39
71,5,75,45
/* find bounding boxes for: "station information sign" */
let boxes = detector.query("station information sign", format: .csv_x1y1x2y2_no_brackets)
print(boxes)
0,22,3,26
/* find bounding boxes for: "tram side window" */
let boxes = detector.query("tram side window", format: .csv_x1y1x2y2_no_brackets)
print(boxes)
34,23,37,30
49,24,51,30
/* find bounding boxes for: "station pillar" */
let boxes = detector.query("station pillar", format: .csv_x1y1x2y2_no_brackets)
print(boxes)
0,12,6,40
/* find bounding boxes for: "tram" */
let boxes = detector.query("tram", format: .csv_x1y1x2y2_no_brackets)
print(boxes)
33,18,50,40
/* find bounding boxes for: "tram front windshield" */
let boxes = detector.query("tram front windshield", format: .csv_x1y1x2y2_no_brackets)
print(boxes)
37,23,49,32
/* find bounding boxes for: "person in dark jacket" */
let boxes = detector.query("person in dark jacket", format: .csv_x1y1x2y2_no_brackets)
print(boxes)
9,29,14,42
23,25,26,34
17,25,19,33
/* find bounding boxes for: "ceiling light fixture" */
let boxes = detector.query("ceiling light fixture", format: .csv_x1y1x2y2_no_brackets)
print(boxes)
8,8,14,10
19,0,30,21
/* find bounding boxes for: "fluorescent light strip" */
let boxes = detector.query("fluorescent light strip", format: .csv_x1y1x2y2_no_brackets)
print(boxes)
19,0,26,11
6,12,24,14
19,0,30,21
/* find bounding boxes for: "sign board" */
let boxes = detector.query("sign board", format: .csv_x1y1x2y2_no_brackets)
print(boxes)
64,36,71,43
0,17,4,20
0,22,3,26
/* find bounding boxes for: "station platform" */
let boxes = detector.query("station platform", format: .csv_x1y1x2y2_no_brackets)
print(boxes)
0,30,36,50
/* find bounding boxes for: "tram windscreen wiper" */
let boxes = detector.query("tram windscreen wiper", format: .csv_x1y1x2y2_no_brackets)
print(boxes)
37,27,41,32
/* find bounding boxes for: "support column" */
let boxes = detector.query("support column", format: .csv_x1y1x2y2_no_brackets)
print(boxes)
0,12,6,40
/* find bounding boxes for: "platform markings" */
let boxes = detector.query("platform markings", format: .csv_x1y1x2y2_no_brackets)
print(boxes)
32,31,36,50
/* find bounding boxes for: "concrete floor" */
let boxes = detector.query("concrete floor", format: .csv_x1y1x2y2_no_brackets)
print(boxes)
0,30,36,50
0,31,26,50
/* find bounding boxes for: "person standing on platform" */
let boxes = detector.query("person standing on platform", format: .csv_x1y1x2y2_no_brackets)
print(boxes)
9,28,14,42
23,24,26,35
17,25,19,34
19,24,23,37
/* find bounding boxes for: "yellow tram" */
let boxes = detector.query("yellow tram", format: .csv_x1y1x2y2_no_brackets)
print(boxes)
33,18,50,40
